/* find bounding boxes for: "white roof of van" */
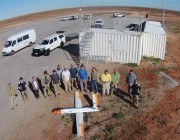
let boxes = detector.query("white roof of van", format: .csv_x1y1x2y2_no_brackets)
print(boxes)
7,29,34,40
144,21,166,34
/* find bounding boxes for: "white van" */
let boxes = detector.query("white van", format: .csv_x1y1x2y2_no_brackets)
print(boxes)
2,29,36,56
32,33,66,56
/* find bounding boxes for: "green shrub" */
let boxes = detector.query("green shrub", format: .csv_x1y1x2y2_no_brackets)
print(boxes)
124,63,138,67
112,112,124,120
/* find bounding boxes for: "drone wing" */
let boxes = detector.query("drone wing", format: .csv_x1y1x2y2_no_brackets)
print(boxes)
75,91,84,137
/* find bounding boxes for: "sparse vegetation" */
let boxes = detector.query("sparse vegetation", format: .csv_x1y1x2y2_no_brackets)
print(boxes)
143,56,162,65
102,106,109,111
105,124,116,134
157,65,169,72
94,121,101,126
90,134,100,140
112,112,125,120
124,63,138,67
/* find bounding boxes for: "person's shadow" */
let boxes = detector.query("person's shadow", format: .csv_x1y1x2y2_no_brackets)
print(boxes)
37,77,46,98
28,81,36,98
114,88,135,107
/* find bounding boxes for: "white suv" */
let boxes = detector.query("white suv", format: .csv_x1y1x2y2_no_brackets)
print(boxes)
32,33,66,56
113,13,125,18
94,19,104,28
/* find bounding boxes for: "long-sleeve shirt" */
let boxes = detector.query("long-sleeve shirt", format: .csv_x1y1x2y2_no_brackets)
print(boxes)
18,81,27,91
69,67,78,78
132,83,141,95
78,68,88,80
111,73,120,84
52,73,60,84
126,72,136,84
6,85,16,96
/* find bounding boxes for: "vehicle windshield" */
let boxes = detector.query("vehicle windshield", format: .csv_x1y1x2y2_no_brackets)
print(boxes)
5,41,12,47
40,40,49,45
96,21,102,23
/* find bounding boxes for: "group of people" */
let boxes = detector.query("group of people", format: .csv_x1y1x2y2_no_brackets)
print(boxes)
6,64,141,110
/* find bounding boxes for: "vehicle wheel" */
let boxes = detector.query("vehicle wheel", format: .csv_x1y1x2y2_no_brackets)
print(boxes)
60,42,64,48
10,50,15,55
29,42,32,47
44,49,50,56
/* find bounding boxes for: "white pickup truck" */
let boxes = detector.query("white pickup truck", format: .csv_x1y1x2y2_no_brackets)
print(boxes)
94,19,104,28
113,13,125,18
32,33,65,56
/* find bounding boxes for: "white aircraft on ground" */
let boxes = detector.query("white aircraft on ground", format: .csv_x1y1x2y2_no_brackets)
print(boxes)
52,91,100,137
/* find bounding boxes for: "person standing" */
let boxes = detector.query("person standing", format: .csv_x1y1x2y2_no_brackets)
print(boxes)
18,77,28,102
51,69,60,96
57,65,63,85
90,67,99,93
31,76,40,99
62,67,71,93
6,83,17,110
69,64,78,89
132,79,141,108
110,69,120,96
41,70,51,97
78,64,88,93
101,69,111,96
126,69,136,98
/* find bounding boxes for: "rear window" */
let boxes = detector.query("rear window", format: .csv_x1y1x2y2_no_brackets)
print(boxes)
96,21,103,23
49,39,53,44
54,37,57,41
59,35,64,38
17,37,23,43
40,40,49,45
23,34,29,40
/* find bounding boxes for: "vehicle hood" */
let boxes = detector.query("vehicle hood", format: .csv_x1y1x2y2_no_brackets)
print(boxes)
34,44,47,49
2,47,11,53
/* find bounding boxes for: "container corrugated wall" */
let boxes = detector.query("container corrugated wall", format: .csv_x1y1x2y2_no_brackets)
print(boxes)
142,33,166,59
90,31,142,64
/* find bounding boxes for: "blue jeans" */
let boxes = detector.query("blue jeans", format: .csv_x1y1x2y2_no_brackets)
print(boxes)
91,80,98,92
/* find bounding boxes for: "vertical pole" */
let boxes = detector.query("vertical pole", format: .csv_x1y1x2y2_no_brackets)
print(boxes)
163,0,165,28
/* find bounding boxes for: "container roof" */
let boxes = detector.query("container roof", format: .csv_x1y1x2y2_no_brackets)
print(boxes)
144,21,166,34
91,28,142,36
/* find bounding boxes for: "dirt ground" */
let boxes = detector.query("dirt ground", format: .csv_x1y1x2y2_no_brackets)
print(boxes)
0,7,180,140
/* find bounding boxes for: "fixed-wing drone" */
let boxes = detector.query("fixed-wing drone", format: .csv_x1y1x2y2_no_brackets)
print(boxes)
52,91,100,137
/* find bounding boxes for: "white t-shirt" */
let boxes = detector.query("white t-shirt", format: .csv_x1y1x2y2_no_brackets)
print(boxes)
62,71,71,81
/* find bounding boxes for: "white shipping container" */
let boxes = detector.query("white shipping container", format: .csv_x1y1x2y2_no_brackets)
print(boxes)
86,29,143,65
79,21,166,65
142,21,166,59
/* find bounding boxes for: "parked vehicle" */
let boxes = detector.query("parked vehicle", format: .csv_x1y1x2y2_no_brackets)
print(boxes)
94,19,104,28
2,29,36,56
113,13,125,18
70,15,79,20
32,33,66,56
83,14,92,20
60,16,69,21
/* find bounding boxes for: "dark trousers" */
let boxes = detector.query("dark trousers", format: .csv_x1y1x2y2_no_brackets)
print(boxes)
91,80,98,92
34,89,39,99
